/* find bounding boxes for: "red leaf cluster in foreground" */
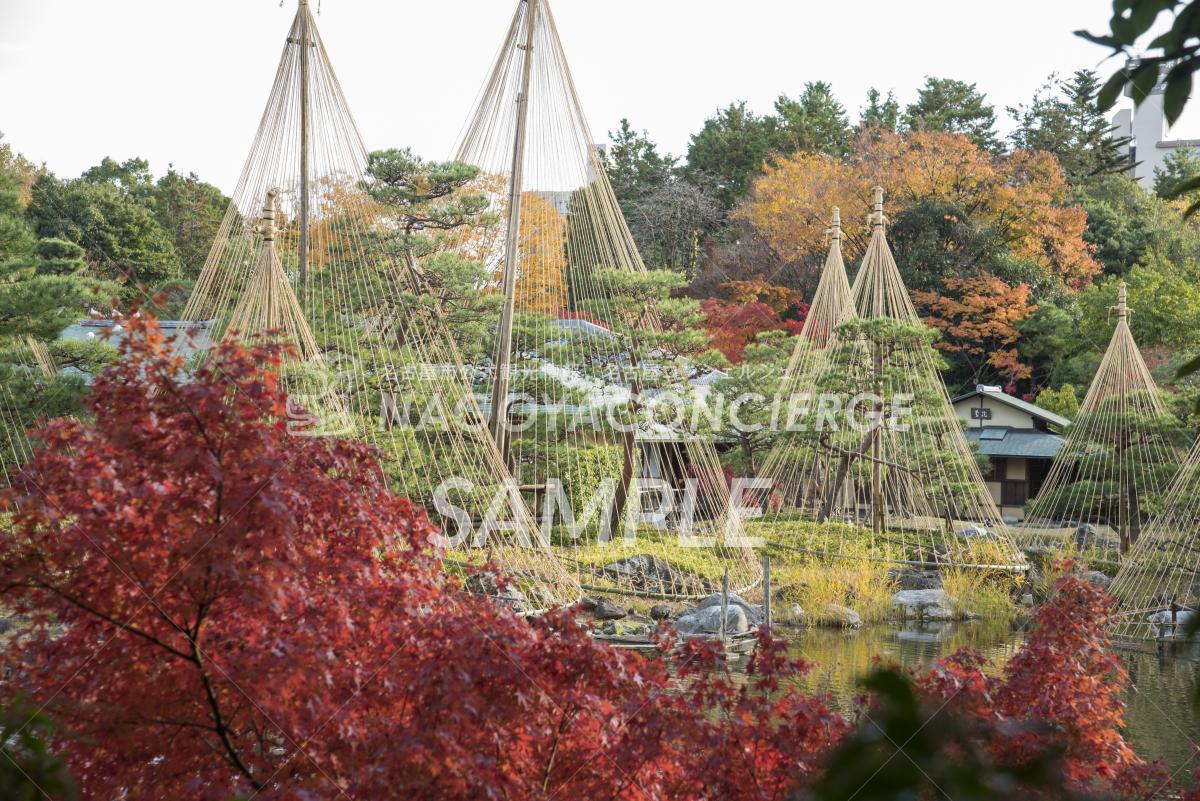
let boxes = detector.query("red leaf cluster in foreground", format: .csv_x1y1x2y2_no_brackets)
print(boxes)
0,317,1176,800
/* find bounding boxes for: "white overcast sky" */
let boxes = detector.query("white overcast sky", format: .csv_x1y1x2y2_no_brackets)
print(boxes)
1,0,1195,193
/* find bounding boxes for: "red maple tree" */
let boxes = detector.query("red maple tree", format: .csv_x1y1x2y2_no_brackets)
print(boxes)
914,273,1037,390
916,573,1165,798
0,317,839,801
702,278,808,362
0,317,1178,801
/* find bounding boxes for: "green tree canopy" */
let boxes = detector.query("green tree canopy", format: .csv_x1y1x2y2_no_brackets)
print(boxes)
152,169,228,279
1075,174,1200,277
903,77,1000,151
27,173,180,288
365,147,500,360
604,122,721,276
773,81,851,157
605,119,677,207
685,101,778,209
859,88,901,132
1008,70,1130,181
1153,147,1200,198
1035,383,1080,421
709,328,797,475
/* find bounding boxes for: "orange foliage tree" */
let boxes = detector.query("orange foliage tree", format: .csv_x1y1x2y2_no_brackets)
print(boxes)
741,130,1100,291
915,274,1037,389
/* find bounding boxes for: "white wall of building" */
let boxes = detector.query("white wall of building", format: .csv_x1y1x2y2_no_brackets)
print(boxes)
1112,71,1199,190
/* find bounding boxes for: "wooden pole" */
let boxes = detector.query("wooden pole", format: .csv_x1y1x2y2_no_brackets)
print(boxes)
297,0,311,297
870,187,885,535
488,0,538,465
719,567,730,642
258,189,279,244
1114,281,1138,551
762,554,771,629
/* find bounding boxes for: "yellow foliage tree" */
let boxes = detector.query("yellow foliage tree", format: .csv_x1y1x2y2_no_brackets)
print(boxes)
741,130,1100,291
511,191,568,317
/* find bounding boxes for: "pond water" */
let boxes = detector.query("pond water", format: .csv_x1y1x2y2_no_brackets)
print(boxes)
774,621,1200,781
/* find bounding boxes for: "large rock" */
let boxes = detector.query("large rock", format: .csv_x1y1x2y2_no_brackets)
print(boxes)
1074,523,1100,550
778,604,806,626
649,604,675,621
695,592,763,626
820,604,861,629
674,604,749,636
465,571,529,614
888,568,942,591
602,554,712,595
1078,570,1111,590
1148,609,1196,634
891,589,957,622
592,598,628,620
958,524,994,540
600,615,653,638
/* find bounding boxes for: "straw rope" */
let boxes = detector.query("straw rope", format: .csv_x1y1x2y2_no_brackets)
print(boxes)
1017,282,1189,567
176,1,582,609
757,188,1026,573
447,0,762,598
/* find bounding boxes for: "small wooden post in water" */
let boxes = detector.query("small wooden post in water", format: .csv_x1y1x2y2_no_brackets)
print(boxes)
719,568,730,642
762,554,772,629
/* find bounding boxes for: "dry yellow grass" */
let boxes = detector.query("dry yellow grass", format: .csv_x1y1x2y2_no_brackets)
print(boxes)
940,565,1019,623
771,549,897,626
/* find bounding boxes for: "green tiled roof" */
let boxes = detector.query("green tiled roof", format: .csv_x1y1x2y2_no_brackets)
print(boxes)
965,428,1063,459
952,387,1071,428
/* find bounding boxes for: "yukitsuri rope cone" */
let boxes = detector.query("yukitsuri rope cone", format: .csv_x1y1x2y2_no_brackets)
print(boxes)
759,188,1025,574
758,206,854,505
448,0,761,599
1108,431,1200,644
772,206,849,407
24,336,56,379
785,206,855,376
0,337,59,487
1017,283,1189,570
224,188,352,434
177,1,581,610
0,378,34,487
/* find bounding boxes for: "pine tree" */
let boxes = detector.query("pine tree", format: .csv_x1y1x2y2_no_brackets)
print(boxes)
903,77,1000,151
1009,70,1131,180
1153,147,1200,197
773,82,852,157
860,88,901,132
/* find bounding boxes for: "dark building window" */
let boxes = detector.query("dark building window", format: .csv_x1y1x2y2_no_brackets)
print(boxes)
983,457,1008,482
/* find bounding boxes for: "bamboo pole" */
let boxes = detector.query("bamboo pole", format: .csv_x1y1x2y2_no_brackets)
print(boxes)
762,554,771,629
719,567,730,642
487,0,539,465
297,0,311,296
870,187,885,535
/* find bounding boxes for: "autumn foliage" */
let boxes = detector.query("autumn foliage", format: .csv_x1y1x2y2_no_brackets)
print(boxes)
741,129,1101,291
701,278,807,362
0,317,837,800
0,319,1176,800
514,191,569,315
915,274,1038,387
916,574,1165,799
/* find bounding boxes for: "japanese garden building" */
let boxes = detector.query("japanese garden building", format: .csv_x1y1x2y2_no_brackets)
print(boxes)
952,385,1067,522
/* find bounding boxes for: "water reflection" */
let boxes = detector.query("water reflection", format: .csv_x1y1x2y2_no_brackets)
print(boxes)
779,622,1200,776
